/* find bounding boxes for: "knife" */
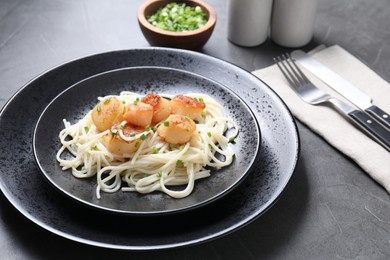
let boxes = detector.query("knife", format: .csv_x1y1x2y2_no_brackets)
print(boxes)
291,50,390,130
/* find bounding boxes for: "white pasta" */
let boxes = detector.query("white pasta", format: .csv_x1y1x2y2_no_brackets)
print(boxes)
56,92,238,199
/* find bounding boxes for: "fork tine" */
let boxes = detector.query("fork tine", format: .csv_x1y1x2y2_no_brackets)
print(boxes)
274,56,299,88
274,53,313,90
281,54,304,87
285,53,310,85
281,54,305,86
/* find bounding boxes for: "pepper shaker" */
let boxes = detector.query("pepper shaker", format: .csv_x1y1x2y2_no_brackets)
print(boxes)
227,0,274,47
271,0,318,48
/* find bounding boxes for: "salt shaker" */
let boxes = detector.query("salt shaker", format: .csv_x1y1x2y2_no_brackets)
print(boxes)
271,0,318,48
227,0,274,47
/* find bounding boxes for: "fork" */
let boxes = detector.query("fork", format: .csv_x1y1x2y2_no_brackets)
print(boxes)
274,53,390,152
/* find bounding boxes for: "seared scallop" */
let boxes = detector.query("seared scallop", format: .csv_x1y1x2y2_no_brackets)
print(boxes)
142,93,171,123
101,123,144,154
91,97,124,132
170,95,205,120
123,102,153,127
157,114,196,144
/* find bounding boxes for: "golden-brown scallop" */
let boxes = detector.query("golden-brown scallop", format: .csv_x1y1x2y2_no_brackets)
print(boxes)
123,102,153,127
101,123,144,154
91,97,124,132
170,95,206,120
142,93,171,123
157,114,196,144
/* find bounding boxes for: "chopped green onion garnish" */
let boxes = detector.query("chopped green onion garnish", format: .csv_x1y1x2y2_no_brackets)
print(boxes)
140,134,146,141
91,145,98,151
97,104,101,112
111,129,118,136
134,97,140,105
229,137,235,143
198,97,204,102
176,160,184,167
122,100,126,104
104,98,111,104
164,121,169,127
84,126,89,133
185,115,191,121
147,2,208,32
130,132,136,137
207,131,212,137
152,146,159,154
156,171,162,178
135,141,140,148
145,125,151,132
119,124,124,130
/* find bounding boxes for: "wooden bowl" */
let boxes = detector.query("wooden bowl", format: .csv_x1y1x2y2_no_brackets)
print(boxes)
137,0,217,50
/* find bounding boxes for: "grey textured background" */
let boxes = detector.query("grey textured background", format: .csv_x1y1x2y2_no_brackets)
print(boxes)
1,0,389,259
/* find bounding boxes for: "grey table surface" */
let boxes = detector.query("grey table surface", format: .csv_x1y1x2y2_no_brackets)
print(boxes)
1,0,390,259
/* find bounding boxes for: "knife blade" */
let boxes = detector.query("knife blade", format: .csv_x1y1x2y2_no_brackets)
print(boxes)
291,50,390,130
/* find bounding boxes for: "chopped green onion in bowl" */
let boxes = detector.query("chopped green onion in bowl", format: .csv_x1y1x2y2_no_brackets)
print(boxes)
147,2,208,32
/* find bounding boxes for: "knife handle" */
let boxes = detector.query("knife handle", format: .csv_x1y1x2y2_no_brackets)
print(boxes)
366,105,390,130
349,110,390,152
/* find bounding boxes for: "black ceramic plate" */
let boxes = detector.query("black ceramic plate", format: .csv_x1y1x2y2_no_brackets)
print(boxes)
0,48,299,250
33,67,261,215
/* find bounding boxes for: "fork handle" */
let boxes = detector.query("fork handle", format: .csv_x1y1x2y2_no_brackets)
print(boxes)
349,110,390,152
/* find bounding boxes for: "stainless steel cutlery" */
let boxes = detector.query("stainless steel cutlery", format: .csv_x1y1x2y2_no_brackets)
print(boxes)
291,50,390,130
274,53,390,151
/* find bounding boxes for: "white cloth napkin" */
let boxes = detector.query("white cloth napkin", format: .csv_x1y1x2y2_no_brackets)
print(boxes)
252,45,390,193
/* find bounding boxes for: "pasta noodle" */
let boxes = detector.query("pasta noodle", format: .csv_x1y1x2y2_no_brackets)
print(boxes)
56,92,238,199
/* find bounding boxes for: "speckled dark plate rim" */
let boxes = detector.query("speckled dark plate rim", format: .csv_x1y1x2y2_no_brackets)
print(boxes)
32,66,262,216
0,47,300,250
